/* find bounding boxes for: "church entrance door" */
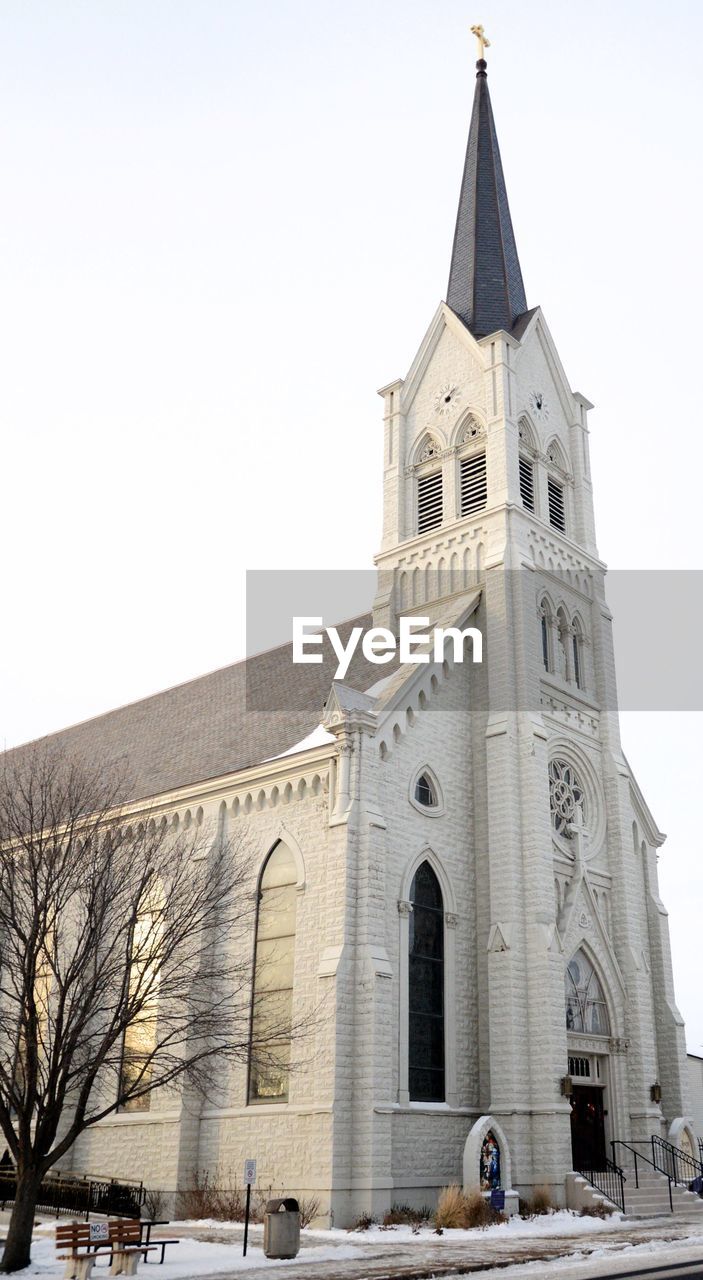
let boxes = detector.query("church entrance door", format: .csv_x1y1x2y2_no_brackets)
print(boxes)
570,1086,606,1169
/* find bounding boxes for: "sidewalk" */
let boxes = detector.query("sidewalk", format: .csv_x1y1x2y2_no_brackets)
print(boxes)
4,1208,703,1280
177,1213,703,1280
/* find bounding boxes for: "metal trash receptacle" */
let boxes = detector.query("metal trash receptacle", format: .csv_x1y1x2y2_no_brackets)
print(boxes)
263,1197,301,1259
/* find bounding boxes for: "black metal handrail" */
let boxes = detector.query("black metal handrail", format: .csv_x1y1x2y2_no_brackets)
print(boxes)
576,1158,626,1213
611,1139,673,1212
0,1168,144,1221
651,1135,703,1187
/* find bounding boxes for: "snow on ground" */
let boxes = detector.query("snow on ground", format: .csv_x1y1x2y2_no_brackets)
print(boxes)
310,1208,627,1244
464,1234,703,1279
11,1230,365,1276
7,1211,629,1276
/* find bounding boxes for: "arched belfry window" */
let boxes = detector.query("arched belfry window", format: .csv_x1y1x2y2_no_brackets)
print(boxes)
565,950,610,1035
248,841,297,1104
409,861,445,1102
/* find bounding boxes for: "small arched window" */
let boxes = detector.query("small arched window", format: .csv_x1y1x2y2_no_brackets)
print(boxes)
572,619,584,689
248,841,297,1104
415,773,437,808
565,950,610,1035
409,862,445,1102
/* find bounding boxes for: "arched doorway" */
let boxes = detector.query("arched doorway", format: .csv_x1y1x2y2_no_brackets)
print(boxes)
565,950,611,1169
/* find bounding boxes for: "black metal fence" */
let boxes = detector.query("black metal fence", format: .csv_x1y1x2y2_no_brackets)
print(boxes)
0,1169,144,1220
576,1158,626,1213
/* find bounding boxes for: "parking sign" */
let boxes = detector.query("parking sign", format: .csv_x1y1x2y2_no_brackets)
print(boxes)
244,1158,257,1185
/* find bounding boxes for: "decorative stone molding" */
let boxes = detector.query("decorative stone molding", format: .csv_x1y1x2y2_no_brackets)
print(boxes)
445,912,458,930
397,899,413,917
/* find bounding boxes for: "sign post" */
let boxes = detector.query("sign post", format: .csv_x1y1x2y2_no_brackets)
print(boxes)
243,1159,256,1256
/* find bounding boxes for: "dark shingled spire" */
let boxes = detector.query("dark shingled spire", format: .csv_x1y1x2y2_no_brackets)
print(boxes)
447,58,527,338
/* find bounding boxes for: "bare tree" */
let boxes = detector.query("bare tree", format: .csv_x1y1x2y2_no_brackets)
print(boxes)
0,746,283,1272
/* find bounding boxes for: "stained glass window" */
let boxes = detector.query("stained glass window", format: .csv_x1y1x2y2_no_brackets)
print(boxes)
409,862,444,1102
565,950,610,1035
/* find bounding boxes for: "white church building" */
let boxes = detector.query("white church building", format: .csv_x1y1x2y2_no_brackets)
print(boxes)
17,48,697,1221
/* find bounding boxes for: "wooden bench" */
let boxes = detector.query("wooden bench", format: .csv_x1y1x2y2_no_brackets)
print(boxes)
56,1219,156,1278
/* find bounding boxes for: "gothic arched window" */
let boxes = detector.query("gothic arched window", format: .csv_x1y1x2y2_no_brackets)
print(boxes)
415,773,437,808
572,618,584,689
248,841,297,1104
565,950,610,1035
409,861,445,1102
539,603,550,672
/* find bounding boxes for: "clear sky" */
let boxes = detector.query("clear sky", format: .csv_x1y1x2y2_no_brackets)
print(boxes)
0,1,701,1051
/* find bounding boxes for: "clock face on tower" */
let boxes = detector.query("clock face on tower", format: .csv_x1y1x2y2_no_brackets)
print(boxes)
529,390,550,422
434,383,462,416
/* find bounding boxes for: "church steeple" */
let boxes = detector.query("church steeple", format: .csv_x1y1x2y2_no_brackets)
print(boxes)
446,44,528,339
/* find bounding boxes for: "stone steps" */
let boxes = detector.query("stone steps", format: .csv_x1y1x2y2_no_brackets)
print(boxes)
620,1166,703,1219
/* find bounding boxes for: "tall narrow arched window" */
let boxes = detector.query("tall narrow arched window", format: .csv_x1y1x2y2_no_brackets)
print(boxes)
248,842,297,1104
565,950,610,1035
556,607,569,680
572,620,584,689
539,605,550,672
409,861,445,1102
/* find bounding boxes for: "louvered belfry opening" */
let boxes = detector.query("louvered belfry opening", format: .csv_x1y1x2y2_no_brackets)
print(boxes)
519,454,535,511
417,470,443,533
460,452,487,516
547,475,566,532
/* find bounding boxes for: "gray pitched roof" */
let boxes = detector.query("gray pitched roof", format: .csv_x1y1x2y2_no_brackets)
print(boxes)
446,59,528,339
3,616,377,804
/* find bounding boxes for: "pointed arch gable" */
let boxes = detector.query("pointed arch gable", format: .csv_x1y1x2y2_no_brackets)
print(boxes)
451,408,485,448
517,413,539,451
400,845,457,915
545,436,569,474
538,589,557,618
410,430,446,467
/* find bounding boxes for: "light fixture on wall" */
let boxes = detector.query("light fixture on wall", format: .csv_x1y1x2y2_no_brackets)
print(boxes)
561,1075,574,1097
650,1082,662,1103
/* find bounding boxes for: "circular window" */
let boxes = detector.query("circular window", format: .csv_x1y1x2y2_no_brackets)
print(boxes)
549,759,585,837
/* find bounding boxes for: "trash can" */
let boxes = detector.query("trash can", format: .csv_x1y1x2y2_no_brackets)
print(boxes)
263,1197,301,1259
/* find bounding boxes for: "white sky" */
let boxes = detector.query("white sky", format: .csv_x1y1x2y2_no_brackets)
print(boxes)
0,1,701,1053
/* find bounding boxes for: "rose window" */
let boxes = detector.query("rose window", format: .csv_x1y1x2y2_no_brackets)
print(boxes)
549,759,585,837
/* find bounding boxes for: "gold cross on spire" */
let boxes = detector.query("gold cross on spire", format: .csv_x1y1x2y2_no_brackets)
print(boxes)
470,23,491,60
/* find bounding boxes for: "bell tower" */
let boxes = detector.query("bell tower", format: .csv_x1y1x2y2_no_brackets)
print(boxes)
372,34,690,1198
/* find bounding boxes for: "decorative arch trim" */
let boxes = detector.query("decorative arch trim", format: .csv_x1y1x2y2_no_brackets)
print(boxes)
400,845,457,915
668,1117,698,1153
463,1115,514,1193
256,829,306,893
408,764,445,817
411,430,446,467
451,407,485,448
545,436,570,475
